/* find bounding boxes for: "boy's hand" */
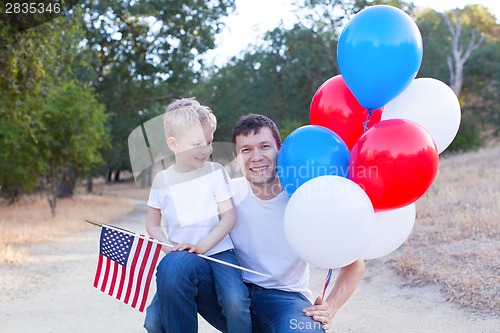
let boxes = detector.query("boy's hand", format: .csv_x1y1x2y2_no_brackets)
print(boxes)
172,243,203,254
161,245,172,254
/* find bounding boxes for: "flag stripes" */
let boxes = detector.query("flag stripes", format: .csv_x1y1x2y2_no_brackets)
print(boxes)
93,226,162,312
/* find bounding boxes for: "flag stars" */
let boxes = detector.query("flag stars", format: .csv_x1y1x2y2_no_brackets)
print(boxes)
100,227,134,266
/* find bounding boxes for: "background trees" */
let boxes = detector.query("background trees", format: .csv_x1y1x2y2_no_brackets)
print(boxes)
1,0,236,213
196,1,499,149
1,0,499,212
79,0,236,178
0,14,109,212
416,4,498,150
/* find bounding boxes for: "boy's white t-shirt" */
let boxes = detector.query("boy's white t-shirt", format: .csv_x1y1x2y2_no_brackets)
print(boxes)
230,177,313,302
147,162,234,256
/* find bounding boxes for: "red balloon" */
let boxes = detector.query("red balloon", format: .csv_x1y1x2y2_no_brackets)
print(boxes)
349,119,439,211
310,75,382,150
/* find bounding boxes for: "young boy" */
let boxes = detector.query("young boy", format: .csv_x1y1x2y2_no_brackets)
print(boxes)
145,98,251,333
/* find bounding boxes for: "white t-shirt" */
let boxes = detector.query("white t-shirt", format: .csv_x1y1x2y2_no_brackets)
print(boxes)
230,177,313,302
148,162,234,256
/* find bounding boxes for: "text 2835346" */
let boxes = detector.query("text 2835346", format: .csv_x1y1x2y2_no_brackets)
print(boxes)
4,2,61,14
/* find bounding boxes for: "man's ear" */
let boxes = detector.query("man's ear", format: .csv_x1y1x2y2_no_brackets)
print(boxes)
167,137,177,152
232,152,239,166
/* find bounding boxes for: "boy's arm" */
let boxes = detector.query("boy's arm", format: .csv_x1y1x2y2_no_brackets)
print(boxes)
302,259,365,331
145,206,173,254
174,198,236,255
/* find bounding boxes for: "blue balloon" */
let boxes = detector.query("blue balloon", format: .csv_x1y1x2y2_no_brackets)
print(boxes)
338,5,423,110
278,125,350,196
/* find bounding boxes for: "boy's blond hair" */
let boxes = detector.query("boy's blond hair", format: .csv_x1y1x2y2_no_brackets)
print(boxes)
163,97,217,139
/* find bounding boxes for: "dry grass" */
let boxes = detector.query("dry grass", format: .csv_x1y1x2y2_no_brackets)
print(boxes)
85,178,150,201
392,145,500,315
0,186,137,264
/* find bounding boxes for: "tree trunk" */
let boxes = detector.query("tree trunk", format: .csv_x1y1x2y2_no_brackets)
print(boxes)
57,168,75,198
114,169,121,182
87,178,93,193
440,10,485,97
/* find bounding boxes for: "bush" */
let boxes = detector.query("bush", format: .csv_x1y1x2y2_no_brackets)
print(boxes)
446,114,484,153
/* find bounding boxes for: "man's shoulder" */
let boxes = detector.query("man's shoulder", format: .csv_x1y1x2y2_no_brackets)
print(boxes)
230,176,248,188
229,177,250,203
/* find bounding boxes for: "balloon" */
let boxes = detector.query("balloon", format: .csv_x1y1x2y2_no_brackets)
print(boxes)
338,5,423,110
362,203,416,260
278,125,350,196
310,75,383,150
382,78,461,154
284,176,375,269
349,119,439,211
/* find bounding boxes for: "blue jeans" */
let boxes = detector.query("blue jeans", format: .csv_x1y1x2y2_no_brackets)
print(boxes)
248,284,324,332
208,250,251,332
144,251,323,332
144,250,251,333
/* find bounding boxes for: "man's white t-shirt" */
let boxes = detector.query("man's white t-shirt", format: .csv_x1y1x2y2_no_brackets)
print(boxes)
230,177,313,302
147,162,234,256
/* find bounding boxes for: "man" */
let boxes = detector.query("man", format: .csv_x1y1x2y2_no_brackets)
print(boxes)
144,114,364,332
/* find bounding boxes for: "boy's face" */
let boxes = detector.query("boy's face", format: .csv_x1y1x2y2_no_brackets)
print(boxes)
168,125,214,172
234,127,279,186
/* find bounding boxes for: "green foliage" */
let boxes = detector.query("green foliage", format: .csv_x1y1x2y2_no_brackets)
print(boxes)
446,114,484,153
414,5,499,149
195,0,500,157
279,119,308,141
196,0,421,141
78,0,236,172
0,14,110,208
463,40,500,132
415,10,450,82
0,120,42,200
35,80,109,214
196,23,341,141
36,81,109,175
0,22,49,129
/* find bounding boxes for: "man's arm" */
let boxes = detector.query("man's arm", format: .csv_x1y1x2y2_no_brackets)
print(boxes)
303,259,365,331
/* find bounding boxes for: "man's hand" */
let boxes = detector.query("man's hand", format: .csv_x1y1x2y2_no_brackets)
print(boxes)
302,296,334,331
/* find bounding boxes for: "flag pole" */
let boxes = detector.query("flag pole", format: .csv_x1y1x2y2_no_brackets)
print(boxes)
85,219,272,279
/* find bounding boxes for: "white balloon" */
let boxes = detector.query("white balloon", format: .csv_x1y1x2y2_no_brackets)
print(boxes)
362,204,416,260
382,78,461,154
284,176,375,269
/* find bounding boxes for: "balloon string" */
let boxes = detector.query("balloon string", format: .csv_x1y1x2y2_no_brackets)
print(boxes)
321,269,333,301
362,109,373,132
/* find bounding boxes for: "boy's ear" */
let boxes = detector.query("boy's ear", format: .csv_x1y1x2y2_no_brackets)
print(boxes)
167,137,177,152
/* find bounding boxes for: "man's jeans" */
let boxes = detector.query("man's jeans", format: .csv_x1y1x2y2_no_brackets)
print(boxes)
144,251,324,332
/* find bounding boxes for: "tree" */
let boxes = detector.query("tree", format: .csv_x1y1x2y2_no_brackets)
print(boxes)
36,81,109,216
77,0,236,176
0,18,49,130
463,38,500,133
414,9,450,82
438,5,496,96
0,15,76,201
0,119,43,202
416,5,499,149
0,14,110,212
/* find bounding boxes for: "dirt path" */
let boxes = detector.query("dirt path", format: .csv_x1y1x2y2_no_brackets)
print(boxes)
1,204,498,332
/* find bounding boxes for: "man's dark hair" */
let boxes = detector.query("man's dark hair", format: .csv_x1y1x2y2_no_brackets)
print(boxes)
231,114,282,149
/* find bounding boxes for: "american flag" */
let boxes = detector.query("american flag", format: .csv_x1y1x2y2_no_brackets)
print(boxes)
93,225,162,312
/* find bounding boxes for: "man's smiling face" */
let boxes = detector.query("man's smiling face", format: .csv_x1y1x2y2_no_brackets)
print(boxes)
234,127,280,186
